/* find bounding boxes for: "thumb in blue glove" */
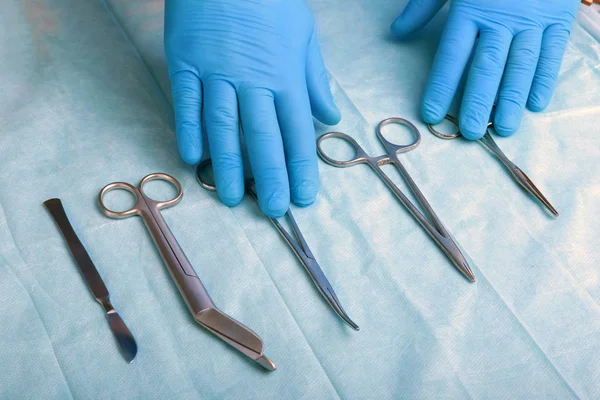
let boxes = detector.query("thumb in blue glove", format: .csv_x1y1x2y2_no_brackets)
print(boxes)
392,0,579,139
165,0,341,218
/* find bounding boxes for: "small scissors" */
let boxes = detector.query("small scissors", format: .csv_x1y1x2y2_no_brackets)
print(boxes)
98,173,276,371
197,160,359,331
317,117,476,282
427,115,558,217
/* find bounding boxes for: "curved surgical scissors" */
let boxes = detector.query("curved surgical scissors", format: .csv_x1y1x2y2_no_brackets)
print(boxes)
196,161,359,331
427,115,558,217
98,173,276,371
317,117,475,282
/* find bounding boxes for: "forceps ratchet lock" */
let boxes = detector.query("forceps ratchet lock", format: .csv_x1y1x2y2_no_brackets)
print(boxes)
196,161,359,331
317,117,476,282
427,115,558,217
98,173,276,371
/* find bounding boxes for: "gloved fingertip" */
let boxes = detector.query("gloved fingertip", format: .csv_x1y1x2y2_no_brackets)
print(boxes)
261,189,289,218
217,186,245,208
291,180,318,207
459,116,486,140
460,127,485,140
391,0,446,39
316,104,342,126
421,101,445,124
390,17,409,38
492,124,516,137
526,95,549,112
180,154,201,165
493,113,519,137
176,124,202,164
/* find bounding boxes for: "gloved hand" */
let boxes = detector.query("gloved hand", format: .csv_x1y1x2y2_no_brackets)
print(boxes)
165,0,341,217
391,0,579,139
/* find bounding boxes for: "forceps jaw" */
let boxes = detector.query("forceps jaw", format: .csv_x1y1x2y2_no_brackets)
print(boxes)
428,116,559,218
509,166,560,217
439,238,476,283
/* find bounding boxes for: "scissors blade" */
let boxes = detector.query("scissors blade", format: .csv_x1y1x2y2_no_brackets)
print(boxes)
509,165,559,217
196,308,277,371
303,256,360,331
270,211,359,330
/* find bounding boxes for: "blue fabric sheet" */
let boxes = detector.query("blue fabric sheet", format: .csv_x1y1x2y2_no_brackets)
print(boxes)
1,0,600,398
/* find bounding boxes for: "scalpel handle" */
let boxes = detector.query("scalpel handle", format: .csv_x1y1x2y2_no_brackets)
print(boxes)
44,198,109,299
139,207,216,318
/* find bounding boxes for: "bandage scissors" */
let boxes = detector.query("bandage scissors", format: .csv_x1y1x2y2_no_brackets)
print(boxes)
317,117,476,282
427,115,558,217
196,160,359,331
98,173,276,371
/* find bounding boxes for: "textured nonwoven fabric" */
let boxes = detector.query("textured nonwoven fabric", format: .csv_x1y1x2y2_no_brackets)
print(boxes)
0,0,599,398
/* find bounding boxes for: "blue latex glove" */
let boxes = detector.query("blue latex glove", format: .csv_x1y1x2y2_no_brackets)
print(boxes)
164,0,341,217
391,0,579,139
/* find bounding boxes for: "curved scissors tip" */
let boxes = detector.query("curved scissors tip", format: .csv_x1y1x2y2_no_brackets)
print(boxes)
324,287,360,331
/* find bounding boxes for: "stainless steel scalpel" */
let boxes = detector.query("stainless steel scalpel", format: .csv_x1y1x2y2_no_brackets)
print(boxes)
44,198,138,363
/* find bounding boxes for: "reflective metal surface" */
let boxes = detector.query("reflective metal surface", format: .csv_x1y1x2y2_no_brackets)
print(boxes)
317,118,476,282
427,115,559,217
44,198,138,363
197,160,359,331
98,174,275,371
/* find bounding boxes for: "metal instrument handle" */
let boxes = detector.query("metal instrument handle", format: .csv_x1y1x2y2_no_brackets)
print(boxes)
138,199,216,317
427,115,461,140
196,159,217,192
99,174,215,317
317,131,370,167
376,117,421,155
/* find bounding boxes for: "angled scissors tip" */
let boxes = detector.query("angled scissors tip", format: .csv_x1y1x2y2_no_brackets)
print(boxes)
255,355,277,371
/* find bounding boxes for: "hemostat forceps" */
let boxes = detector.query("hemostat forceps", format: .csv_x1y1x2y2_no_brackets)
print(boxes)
197,160,359,331
98,173,276,371
427,115,558,217
317,117,476,283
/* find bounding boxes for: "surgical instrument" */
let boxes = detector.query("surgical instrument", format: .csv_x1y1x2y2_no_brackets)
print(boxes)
197,160,359,331
427,115,559,217
317,117,476,282
98,173,276,371
44,198,138,363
